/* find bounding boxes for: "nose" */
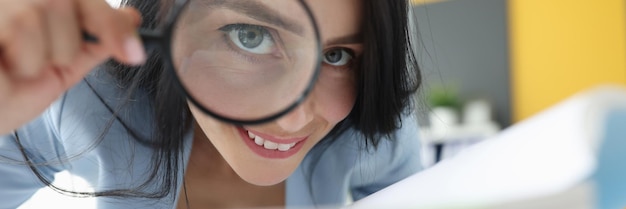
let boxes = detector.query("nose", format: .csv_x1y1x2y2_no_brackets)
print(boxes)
275,99,314,132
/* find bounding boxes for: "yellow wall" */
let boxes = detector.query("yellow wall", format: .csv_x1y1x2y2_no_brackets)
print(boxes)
509,0,626,121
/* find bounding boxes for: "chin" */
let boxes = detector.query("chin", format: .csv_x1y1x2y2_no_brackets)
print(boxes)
227,152,303,186
227,136,312,186
236,165,295,186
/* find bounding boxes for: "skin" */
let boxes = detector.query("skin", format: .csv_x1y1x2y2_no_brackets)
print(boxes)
178,0,363,208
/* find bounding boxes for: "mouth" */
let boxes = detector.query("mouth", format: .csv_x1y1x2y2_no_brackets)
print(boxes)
236,127,308,159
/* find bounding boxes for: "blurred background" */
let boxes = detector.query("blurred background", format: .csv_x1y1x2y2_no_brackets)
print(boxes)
412,0,626,166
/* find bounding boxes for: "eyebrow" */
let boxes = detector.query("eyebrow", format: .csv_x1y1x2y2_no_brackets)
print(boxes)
204,0,305,36
325,33,363,46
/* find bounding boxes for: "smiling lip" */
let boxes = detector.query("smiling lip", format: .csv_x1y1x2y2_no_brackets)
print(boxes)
245,129,308,144
236,127,308,159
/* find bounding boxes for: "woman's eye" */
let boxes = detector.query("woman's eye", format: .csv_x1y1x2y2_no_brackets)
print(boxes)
323,48,353,67
221,24,276,54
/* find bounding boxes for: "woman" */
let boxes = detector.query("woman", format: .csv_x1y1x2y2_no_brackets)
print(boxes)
0,0,422,208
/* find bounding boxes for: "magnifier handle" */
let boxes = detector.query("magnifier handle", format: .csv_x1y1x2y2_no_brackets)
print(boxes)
82,31,99,43
82,29,161,54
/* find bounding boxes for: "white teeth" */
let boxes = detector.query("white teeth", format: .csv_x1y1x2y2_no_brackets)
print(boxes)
264,140,278,149
247,131,296,151
277,144,291,151
254,136,264,146
248,131,256,139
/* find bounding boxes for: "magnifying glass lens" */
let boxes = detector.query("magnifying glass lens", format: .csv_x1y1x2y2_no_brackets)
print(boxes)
171,0,318,122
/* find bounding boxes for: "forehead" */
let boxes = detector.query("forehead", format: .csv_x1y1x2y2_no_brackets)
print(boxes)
303,0,363,44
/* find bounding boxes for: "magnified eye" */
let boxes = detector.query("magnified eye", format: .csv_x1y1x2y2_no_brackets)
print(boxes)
221,24,275,54
323,48,353,66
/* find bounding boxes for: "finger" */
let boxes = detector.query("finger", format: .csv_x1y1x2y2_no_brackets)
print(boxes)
4,4,47,78
45,0,81,67
75,0,145,65
0,64,9,101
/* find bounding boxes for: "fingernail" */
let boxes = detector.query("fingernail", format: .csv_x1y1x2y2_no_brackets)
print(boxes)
124,36,146,65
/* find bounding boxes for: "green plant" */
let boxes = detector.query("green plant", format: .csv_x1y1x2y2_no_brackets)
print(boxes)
427,87,462,110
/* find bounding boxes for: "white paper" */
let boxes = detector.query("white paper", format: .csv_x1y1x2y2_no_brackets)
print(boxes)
351,85,626,208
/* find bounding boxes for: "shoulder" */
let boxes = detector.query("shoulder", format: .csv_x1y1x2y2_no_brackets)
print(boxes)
292,113,423,204
375,113,422,166
4,69,124,159
352,113,422,175
10,67,157,168
0,68,157,207
35,68,167,188
306,112,423,180
345,113,423,199
57,68,155,146
327,113,422,168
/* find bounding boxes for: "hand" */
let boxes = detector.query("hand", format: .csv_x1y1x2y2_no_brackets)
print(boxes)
0,0,145,134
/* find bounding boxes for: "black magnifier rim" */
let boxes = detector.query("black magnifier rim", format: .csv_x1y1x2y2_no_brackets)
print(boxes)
159,0,323,125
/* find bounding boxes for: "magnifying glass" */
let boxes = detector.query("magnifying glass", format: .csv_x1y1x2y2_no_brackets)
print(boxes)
87,0,321,125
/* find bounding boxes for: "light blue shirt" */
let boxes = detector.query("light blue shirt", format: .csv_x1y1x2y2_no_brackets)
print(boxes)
0,70,422,209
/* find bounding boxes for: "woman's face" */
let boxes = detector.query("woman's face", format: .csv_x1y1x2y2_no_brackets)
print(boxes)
176,0,363,186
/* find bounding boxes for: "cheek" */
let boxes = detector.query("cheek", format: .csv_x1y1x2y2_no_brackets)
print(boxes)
315,74,357,123
188,103,230,146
